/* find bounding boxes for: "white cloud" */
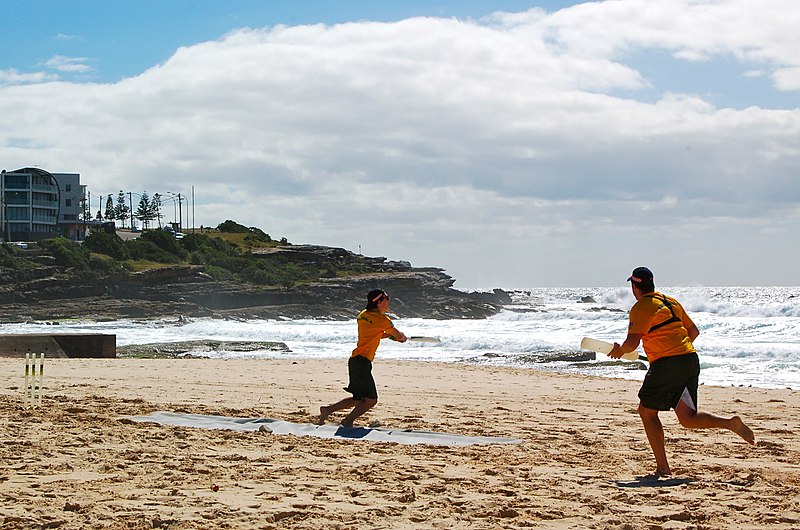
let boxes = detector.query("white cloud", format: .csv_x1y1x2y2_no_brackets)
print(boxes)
44,55,93,73
774,66,800,91
0,69,59,85
1,0,798,287
55,33,82,41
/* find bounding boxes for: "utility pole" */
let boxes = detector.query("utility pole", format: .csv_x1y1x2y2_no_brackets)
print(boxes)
128,192,135,231
0,169,6,242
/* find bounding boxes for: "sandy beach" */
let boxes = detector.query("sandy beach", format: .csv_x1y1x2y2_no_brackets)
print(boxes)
1,357,798,529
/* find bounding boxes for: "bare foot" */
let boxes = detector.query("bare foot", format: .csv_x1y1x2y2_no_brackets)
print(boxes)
730,416,756,445
318,406,331,425
655,467,672,478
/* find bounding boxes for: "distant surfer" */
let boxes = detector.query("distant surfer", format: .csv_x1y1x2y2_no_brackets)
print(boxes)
610,267,755,477
319,289,407,428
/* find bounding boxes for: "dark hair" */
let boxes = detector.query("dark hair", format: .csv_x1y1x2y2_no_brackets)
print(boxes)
366,289,388,310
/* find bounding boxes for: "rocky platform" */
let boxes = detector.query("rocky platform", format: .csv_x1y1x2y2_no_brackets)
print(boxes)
0,245,511,323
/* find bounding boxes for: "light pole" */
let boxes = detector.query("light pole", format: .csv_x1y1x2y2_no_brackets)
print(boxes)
165,192,187,232
0,169,6,242
151,193,163,228
161,193,178,229
128,192,141,231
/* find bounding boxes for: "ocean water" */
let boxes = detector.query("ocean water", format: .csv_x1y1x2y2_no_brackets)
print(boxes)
2,286,798,390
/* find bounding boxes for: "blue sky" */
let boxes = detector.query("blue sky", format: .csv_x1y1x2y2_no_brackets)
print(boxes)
2,1,579,82
1,0,799,288
3,0,795,110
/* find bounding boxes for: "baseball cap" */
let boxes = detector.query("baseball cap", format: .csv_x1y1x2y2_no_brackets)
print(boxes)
627,266,654,284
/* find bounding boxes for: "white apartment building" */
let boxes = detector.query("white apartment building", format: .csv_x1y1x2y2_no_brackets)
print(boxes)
0,167,86,242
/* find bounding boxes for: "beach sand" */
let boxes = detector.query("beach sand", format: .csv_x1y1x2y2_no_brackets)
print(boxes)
1,357,798,529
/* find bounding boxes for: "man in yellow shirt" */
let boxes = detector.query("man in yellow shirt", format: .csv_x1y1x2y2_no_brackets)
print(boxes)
611,267,755,476
319,289,407,428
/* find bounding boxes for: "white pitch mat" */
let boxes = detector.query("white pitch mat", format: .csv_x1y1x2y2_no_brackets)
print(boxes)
125,411,522,447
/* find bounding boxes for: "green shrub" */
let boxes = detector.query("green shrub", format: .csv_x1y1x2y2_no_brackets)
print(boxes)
0,244,17,268
189,251,205,265
89,253,127,275
85,231,129,260
37,238,89,269
247,268,272,285
204,265,233,281
217,220,251,233
136,229,187,260
127,239,182,264
178,233,204,252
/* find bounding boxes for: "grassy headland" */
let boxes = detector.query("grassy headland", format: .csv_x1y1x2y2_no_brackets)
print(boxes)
1,220,371,288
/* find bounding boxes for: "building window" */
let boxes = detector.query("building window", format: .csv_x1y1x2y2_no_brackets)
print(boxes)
3,175,29,188
66,184,72,192
6,191,28,205
7,207,29,220
65,198,72,207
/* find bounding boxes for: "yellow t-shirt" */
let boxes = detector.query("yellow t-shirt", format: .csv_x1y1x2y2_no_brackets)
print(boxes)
351,309,394,362
628,292,696,362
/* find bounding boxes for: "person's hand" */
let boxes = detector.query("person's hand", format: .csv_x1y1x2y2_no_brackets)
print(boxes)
386,331,407,342
609,342,623,359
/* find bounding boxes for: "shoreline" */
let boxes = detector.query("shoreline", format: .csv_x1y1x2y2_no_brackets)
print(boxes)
2,358,798,528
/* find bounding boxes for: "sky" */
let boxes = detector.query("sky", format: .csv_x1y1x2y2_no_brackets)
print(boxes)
1,0,798,289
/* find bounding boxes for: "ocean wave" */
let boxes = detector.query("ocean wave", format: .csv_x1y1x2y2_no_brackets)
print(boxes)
2,286,798,390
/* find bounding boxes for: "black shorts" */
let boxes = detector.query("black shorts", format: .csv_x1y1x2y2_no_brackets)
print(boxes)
344,355,377,400
638,352,700,411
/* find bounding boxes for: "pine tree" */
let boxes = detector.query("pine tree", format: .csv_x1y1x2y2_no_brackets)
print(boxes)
135,191,155,230
104,196,115,222
115,191,130,229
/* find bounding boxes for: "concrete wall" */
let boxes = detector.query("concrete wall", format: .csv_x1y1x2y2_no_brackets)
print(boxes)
0,334,116,358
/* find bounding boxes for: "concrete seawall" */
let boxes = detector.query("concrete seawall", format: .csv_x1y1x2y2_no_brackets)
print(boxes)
0,334,116,358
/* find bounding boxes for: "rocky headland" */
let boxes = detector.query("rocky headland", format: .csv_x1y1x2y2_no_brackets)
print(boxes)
0,243,511,323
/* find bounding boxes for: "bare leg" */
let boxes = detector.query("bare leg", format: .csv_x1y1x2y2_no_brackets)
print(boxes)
674,401,756,445
318,397,359,425
341,398,378,428
638,404,671,476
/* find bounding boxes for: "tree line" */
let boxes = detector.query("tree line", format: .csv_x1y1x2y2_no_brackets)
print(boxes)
93,191,175,230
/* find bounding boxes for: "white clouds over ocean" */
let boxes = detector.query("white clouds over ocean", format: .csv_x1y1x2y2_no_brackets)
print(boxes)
1,0,798,287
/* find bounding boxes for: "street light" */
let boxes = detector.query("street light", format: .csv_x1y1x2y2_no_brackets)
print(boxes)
128,191,143,231
165,192,187,232
0,170,7,242
161,194,178,228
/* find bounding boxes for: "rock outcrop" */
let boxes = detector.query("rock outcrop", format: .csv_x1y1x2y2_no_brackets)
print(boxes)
0,245,508,322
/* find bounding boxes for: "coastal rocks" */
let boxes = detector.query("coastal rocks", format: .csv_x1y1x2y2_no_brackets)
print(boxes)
116,340,291,358
0,245,508,323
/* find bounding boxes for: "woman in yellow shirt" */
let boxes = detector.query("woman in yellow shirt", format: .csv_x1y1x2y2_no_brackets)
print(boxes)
611,267,755,477
319,289,407,428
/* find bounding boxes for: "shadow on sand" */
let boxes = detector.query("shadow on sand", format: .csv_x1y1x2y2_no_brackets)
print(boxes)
334,426,372,439
616,475,693,488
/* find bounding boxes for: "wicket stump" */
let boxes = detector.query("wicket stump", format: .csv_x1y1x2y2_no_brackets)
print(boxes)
24,352,45,408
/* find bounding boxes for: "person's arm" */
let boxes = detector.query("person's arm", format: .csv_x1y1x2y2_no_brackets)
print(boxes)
677,300,699,342
687,324,699,342
384,327,407,342
610,333,643,359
